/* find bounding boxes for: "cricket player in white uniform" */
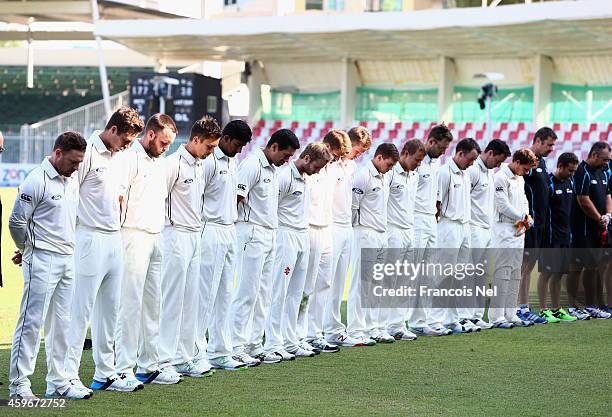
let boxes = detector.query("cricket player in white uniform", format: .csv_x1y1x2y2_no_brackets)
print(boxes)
324,128,374,347
9,132,89,400
265,143,332,360
466,139,511,329
158,117,221,378
229,129,299,364
409,124,453,337
300,132,349,353
436,138,481,333
195,120,253,370
384,139,426,340
348,143,399,342
489,149,537,328
65,108,144,394
115,114,179,385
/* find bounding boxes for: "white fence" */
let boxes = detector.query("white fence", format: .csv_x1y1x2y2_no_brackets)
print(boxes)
18,91,129,164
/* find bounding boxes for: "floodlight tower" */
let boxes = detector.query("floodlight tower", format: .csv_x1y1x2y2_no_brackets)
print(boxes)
473,72,505,141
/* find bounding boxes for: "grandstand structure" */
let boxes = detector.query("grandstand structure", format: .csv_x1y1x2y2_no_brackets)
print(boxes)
1,0,611,165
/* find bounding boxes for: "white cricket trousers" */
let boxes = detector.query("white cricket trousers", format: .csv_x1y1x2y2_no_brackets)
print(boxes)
437,218,471,326
265,227,310,353
408,213,438,329
469,225,492,320
229,222,276,356
65,226,123,382
347,227,387,338
10,248,74,394
300,225,333,341
115,228,163,375
488,223,524,323
384,226,415,333
158,227,200,368
323,224,353,337
195,223,236,361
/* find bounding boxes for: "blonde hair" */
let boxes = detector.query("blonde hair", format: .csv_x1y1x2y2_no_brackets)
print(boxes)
323,129,351,157
300,142,333,163
347,126,372,151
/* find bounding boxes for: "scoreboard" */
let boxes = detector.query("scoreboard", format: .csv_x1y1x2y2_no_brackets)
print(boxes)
129,72,223,136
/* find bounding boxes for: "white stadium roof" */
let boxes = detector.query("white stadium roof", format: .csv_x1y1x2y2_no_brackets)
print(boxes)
94,0,612,62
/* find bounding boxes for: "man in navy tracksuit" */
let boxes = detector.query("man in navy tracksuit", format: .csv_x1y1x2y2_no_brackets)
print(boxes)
518,127,557,323
567,142,612,319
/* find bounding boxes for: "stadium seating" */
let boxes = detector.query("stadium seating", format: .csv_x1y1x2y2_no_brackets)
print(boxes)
244,120,612,165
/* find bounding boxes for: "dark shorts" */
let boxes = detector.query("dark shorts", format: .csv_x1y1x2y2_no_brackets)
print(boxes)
570,231,605,270
538,243,570,274
524,226,545,260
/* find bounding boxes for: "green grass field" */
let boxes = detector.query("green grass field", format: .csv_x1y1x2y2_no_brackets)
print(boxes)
1,187,611,416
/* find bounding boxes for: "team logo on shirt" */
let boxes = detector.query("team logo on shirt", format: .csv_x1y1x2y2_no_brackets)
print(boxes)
284,266,291,276
566,188,573,193
372,187,381,192
536,168,543,173
591,179,598,184
394,184,404,189
292,191,303,196
238,184,246,191
184,178,194,184
495,186,504,191
555,189,563,194
422,174,431,178
352,187,364,195
94,167,107,173
453,184,461,188
51,195,62,200
219,170,228,175
263,178,271,183
19,193,32,202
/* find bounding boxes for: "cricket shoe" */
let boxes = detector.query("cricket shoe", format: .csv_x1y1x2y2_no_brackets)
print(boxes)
446,321,470,333
299,340,321,354
45,385,92,400
9,387,38,400
390,329,417,341
491,320,514,329
460,319,481,332
91,375,144,392
518,308,547,324
411,325,447,337
431,324,453,336
470,319,493,330
509,315,533,327
254,352,282,364
567,307,590,320
600,306,612,316
136,368,182,384
585,306,612,319
275,349,296,361
552,308,577,322
539,309,560,324
233,352,261,367
369,330,395,343
117,373,145,389
210,356,248,371
176,360,215,378
287,347,316,358
309,338,341,353
326,332,365,347
69,378,93,394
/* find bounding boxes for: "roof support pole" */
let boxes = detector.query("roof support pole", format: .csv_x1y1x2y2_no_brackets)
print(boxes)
90,0,112,120
340,58,358,128
437,56,455,123
248,60,264,125
534,54,552,127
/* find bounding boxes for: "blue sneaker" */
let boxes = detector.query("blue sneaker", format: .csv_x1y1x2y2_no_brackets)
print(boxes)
525,308,547,324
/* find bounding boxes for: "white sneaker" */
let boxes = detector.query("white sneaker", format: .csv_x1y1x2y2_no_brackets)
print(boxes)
460,319,481,333
471,319,493,330
210,356,248,371
509,315,533,327
411,325,446,337
175,360,214,378
326,333,366,347
254,352,282,364
233,352,261,367
45,385,92,400
287,347,315,358
389,329,417,341
275,349,296,361
9,387,38,399
91,375,144,392
117,373,146,390
299,340,320,354
309,337,342,352
585,306,612,319
69,378,93,394
430,324,453,336
136,368,181,384
369,330,395,343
